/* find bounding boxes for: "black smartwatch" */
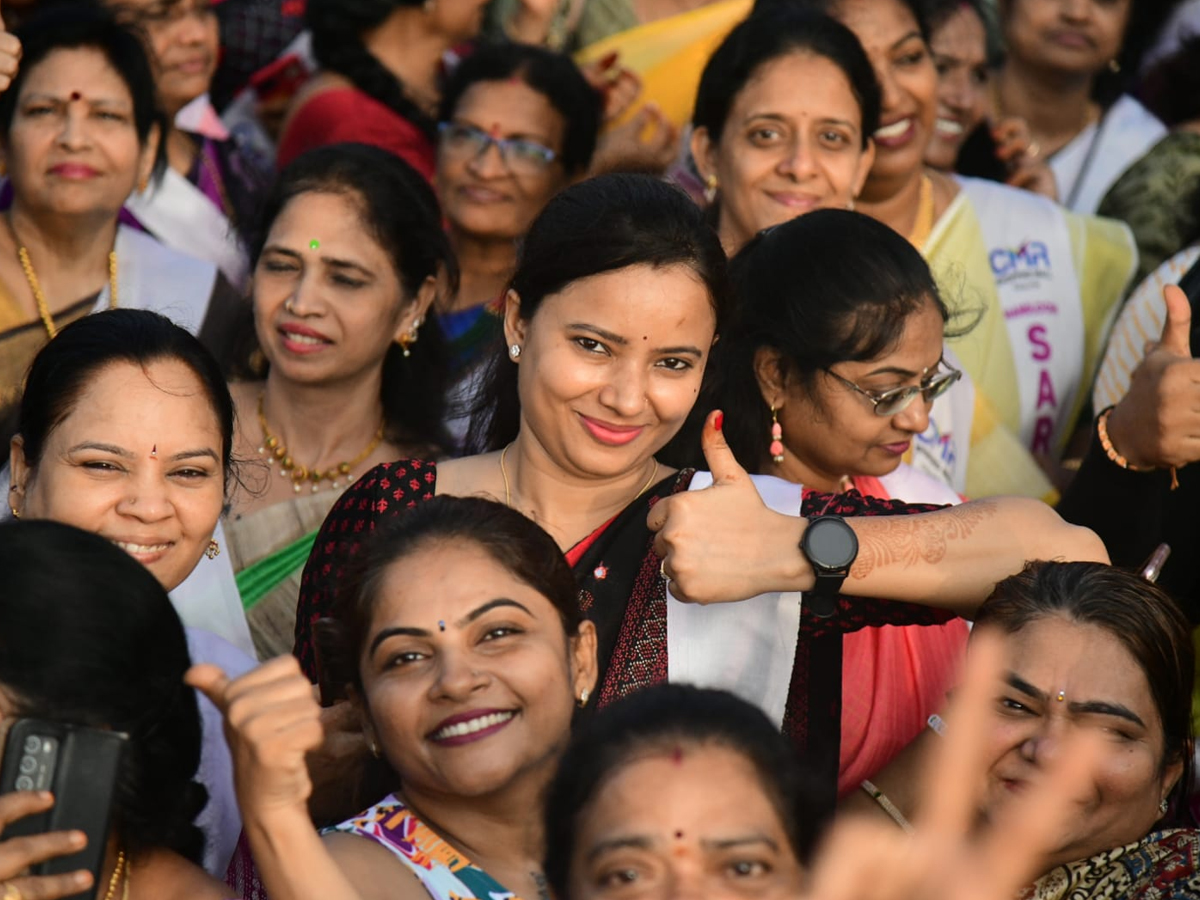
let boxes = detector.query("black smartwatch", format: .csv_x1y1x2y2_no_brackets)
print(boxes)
800,515,858,618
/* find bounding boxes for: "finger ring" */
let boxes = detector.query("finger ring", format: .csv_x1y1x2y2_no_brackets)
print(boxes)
1027,141,1040,159
659,559,669,582
2,883,23,900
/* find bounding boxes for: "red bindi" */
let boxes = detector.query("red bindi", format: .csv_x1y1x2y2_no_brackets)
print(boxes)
671,746,684,765
674,830,684,839
69,91,82,101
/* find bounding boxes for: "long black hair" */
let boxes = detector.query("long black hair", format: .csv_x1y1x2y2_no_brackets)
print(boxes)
306,0,438,140
468,173,729,453
543,684,827,897
241,143,455,453
0,520,207,864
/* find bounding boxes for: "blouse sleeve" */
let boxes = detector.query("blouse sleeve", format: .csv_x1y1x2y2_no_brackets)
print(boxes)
294,459,437,682
798,488,958,637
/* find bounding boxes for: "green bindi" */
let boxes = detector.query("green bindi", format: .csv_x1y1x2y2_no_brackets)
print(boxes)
309,239,320,250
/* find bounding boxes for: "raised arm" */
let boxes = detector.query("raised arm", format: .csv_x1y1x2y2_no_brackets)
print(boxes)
187,658,368,900
649,413,1107,616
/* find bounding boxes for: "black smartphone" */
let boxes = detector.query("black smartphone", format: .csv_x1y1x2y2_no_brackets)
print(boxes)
955,122,1009,184
0,719,128,900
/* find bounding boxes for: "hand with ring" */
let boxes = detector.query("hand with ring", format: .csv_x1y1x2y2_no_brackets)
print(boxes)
0,792,94,900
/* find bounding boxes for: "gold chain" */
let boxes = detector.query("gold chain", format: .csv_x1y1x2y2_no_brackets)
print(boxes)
102,850,127,900
17,244,119,341
499,443,659,508
256,393,384,494
906,174,935,252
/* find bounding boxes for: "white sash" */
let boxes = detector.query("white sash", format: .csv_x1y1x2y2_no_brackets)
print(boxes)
958,177,1084,458
666,472,804,728
99,225,219,333
124,166,249,289
909,344,974,494
878,464,962,506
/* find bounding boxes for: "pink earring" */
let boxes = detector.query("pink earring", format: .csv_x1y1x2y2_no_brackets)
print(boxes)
770,407,784,463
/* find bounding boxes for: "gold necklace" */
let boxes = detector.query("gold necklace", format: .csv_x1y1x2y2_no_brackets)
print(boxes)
257,393,384,493
16,243,119,341
907,174,935,252
499,443,660,508
103,850,127,900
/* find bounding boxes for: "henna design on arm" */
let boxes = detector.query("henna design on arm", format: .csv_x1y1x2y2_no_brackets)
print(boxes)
848,499,998,580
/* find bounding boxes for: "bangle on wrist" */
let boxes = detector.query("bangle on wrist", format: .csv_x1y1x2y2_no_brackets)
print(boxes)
860,779,914,833
1097,406,1180,489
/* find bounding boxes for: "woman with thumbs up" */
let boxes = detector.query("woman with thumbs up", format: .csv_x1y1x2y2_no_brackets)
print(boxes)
292,172,1106,815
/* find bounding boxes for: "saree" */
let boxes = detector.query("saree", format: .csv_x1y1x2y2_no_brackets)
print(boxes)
923,178,1136,499
0,224,229,452
1021,829,1200,900
1050,95,1167,216
227,491,341,660
837,466,968,795
573,0,753,129
294,459,954,813
124,94,259,290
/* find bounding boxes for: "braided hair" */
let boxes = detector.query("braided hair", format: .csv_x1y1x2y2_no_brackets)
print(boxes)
306,0,438,139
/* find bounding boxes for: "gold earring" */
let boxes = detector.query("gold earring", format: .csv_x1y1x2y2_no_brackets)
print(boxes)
368,739,381,758
703,173,718,203
397,318,421,358
1109,58,1121,73
8,504,19,519
770,406,784,463
205,539,220,559
577,688,590,708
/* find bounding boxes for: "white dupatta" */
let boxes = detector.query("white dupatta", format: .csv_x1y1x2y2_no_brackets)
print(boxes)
666,472,804,728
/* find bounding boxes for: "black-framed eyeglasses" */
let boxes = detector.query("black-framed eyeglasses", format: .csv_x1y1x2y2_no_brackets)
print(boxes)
437,122,557,174
824,361,962,417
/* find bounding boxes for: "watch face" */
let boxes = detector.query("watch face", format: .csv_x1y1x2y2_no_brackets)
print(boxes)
807,518,858,569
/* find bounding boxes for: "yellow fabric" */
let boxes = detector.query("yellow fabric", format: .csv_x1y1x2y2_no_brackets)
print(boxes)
575,0,752,129
924,192,1135,500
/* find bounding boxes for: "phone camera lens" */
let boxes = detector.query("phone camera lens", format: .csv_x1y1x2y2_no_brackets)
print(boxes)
22,736,40,754
18,755,37,775
14,775,34,791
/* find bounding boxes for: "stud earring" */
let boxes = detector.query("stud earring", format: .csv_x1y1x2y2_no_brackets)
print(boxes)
368,739,381,758
769,406,784,464
509,344,522,360
577,688,590,709
703,173,718,204
1109,57,1121,74
205,539,221,560
8,504,19,519
1160,798,1170,815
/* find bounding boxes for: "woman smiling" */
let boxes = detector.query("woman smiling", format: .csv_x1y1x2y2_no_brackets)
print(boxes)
293,173,1105,812
193,496,599,900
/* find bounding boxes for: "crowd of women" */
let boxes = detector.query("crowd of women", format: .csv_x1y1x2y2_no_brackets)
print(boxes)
2,0,1200,897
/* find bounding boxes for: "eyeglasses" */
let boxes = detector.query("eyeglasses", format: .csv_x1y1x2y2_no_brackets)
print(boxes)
437,122,557,175
824,361,962,417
